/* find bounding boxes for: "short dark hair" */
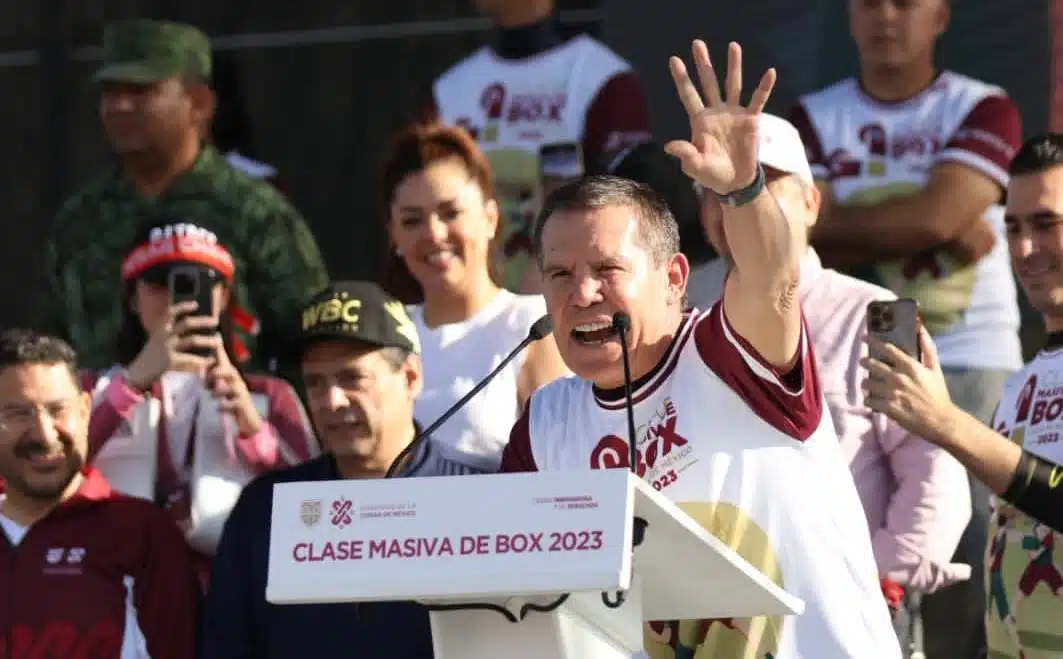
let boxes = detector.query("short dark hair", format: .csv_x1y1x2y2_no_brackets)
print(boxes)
1010,134,1063,176
595,143,715,266
532,175,681,266
0,329,79,385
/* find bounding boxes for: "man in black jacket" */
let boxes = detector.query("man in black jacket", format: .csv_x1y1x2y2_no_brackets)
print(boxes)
200,281,434,658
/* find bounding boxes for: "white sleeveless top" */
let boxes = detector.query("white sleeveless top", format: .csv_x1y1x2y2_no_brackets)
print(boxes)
411,290,547,475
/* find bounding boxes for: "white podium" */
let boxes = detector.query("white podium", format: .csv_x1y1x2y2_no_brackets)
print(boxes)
266,469,804,659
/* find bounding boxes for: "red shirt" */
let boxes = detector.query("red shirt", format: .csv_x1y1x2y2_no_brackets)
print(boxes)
0,468,199,659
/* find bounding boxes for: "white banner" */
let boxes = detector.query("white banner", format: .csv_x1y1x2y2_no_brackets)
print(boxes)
266,470,635,604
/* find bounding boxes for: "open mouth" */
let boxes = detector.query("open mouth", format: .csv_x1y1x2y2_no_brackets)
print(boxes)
571,321,617,345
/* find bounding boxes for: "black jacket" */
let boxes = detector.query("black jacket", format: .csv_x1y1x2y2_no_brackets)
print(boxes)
199,454,435,659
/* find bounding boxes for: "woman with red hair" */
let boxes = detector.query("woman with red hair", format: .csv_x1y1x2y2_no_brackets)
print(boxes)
381,121,567,475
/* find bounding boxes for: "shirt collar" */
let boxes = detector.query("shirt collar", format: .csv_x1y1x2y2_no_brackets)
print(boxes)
322,420,426,479
113,144,224,200
1044,331,1063,352
0,468,111,529
65,467,113,505
490,12,565,60
398,421,430,477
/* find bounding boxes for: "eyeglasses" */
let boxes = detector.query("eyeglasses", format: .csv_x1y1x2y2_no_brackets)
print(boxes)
0,399,80,431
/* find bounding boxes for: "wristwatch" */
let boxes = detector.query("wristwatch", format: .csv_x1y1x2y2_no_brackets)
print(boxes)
714,164,765,208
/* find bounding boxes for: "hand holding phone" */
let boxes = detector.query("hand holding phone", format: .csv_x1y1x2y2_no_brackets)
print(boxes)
125,302,220,390
169,266,218,358
866,299,921,364
862,298,955,442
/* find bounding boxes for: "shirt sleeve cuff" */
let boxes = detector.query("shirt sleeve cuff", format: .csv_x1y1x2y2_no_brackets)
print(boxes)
108,373,147,418
232,423,280,472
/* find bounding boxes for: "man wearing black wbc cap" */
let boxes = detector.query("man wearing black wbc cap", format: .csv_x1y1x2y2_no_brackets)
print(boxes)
200,280,435,659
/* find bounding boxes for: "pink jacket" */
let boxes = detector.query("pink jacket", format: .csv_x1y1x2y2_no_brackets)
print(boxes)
80,369,318,572
688,250,972,592
82,370,316,474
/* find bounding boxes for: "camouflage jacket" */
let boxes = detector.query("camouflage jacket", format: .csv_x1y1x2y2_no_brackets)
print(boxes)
43,145,328,380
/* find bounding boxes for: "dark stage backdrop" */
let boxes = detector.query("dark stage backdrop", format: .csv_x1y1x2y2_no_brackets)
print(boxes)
0,0,1053,353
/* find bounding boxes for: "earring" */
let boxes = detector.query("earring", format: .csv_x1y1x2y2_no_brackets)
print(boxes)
394,247,402,256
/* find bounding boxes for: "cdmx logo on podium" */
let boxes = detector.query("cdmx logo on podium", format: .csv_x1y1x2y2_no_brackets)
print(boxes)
299,498,355,528
330,498,354,529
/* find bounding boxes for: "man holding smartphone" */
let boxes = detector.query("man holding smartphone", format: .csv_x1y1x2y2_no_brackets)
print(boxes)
866,134,1063,659
792,5,1025,653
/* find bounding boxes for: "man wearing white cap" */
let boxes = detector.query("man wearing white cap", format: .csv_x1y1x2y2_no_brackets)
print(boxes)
501,40,901,658
686,113,974,658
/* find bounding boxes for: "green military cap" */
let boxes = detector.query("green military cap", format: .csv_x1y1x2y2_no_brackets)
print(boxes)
92,19,212,85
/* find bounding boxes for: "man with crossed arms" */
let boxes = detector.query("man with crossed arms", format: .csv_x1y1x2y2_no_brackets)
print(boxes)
500,39,899,658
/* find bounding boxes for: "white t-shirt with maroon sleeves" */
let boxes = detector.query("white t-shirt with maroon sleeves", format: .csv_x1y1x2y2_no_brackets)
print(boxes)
501,305,901,659
792,72,1023,371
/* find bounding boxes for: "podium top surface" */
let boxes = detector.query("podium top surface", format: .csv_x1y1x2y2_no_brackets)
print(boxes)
265,469,803,620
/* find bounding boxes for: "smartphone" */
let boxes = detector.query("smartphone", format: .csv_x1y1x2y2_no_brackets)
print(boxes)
539,142,584,196
866,299,921,362
168,265,217,358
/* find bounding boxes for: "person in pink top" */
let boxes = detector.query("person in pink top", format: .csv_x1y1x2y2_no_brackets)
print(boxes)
81,217,318,587
683,113,972,656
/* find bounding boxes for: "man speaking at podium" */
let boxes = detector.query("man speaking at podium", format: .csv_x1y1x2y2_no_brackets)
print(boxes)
499,40,901,658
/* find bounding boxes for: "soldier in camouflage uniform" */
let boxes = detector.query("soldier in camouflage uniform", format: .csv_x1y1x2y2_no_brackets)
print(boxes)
42,20,328,384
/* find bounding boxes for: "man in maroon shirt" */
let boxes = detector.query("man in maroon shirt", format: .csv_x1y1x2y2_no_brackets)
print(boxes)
0,328,199,659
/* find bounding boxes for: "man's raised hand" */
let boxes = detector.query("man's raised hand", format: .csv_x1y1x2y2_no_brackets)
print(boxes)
665,40,776,196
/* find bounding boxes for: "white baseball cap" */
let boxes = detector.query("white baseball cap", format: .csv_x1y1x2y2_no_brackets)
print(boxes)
758,113,813,185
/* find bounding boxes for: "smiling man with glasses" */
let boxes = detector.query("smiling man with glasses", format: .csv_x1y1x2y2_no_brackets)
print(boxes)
0,328,200,659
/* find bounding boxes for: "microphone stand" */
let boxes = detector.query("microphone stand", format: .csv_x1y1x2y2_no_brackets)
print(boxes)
385,315,554,479
388,315,568,623
618,322,638,478
602,312,649,610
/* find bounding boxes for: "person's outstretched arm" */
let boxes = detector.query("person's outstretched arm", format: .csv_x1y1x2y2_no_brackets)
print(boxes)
863,333,1063,532
666,40,802,369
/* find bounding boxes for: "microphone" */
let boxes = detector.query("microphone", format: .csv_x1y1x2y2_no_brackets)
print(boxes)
385,314,555,478
611,312,638,476
607,310,648,591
